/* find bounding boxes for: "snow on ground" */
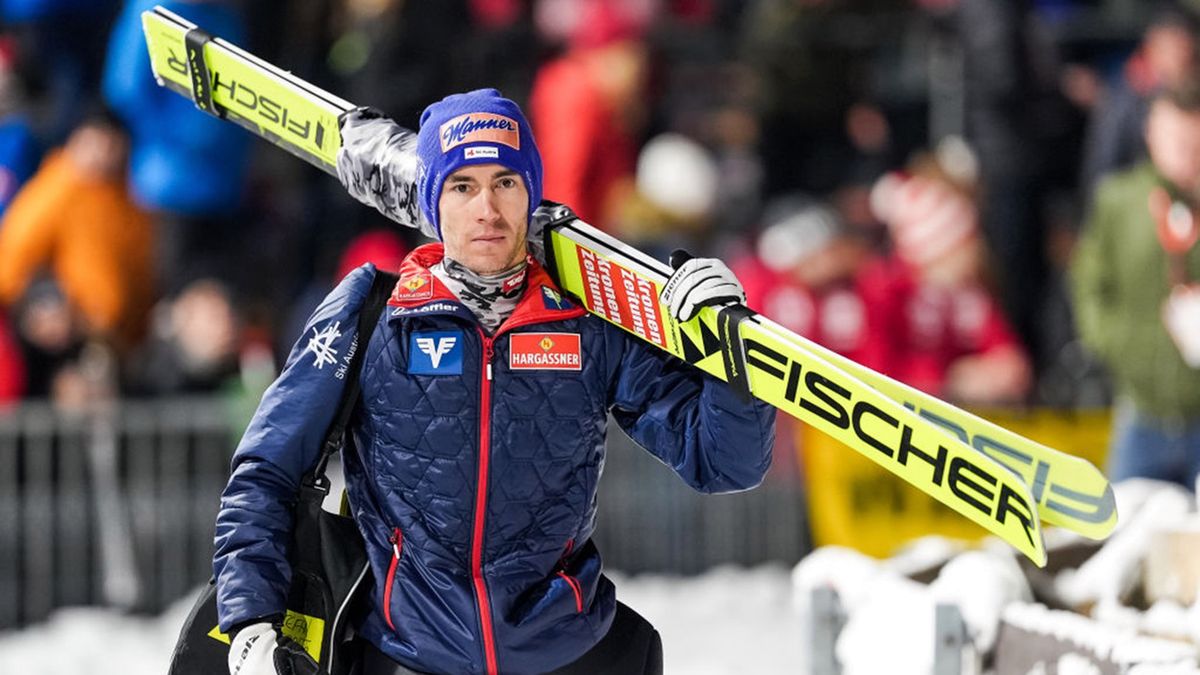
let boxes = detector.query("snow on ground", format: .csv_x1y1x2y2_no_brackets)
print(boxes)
611,565,803,675
0,593,195,675
0,565,801,675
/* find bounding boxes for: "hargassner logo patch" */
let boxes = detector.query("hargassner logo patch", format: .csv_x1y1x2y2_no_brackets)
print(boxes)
440,113,520,152
510,333,581,371
409,331,463,375
465,146,499,160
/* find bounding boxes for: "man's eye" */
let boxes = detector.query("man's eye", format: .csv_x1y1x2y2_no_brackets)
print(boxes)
498,178,517,189
451,183,471,193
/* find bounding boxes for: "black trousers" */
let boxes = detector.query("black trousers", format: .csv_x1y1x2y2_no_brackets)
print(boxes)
356,602,663,675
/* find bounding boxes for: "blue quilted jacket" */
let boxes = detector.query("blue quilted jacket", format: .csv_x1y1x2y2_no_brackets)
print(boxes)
214,245,775,674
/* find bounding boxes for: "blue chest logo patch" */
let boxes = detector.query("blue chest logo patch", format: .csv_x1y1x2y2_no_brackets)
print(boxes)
409,331,464,375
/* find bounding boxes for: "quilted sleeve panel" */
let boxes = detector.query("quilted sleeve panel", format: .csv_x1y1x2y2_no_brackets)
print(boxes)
213,264,379,631
606,324,776,494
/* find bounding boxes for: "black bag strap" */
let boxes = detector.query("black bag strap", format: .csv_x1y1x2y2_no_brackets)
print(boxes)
303,270,398,494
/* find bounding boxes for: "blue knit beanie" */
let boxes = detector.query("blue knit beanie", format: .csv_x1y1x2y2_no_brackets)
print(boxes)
416,89,543,239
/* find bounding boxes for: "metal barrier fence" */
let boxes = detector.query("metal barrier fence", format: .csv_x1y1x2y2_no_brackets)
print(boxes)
0,398,237,630
0,398,808,630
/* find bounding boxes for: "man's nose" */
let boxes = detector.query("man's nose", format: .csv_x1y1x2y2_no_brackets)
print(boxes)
475,188,501,222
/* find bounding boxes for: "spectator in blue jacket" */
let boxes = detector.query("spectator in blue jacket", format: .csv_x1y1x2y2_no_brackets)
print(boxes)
0,0,118,142
0,38,41,215
101,0,250,290
214,89,775,675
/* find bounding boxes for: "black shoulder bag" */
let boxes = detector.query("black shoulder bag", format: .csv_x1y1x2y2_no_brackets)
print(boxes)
169,270,398,675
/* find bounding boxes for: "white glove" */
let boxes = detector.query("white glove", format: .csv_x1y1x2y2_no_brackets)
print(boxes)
228,621,318,675
659,252,746,322
335,107,435,239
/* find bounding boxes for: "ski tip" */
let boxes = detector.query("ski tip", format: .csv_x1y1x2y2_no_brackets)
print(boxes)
1041,482,1119,542
1027,545,1048,569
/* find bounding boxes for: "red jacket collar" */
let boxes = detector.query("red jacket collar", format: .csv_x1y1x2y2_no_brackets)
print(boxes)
387,243,587,329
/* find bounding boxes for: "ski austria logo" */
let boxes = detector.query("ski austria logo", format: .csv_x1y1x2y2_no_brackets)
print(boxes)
465,146,499,160
409,331,463,375
305,321,342,369
510,333,581,371
440,113,520,152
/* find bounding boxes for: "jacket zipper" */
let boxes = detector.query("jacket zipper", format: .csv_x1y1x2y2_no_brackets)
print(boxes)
557,539,583,613
472,331,499,675
557,571,584,613
467,308,587,674
383,527,403,631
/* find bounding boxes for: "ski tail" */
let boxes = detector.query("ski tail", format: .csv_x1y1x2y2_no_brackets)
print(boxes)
141,6,349,174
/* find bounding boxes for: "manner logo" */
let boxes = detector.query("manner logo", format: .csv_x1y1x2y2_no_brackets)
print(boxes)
409,331,463,375
510,332,582,371
439,113,520,152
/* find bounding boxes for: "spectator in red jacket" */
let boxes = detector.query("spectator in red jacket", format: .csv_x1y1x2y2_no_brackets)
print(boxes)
529,0,649,230
866,146,1032,404
0,309,23,403
737,195,876,366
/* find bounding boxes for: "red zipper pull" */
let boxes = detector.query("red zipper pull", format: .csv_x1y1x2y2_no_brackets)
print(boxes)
389,527,403,558
483,339,494,381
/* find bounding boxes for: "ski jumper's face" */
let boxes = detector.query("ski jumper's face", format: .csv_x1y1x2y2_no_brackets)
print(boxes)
438,163,530,274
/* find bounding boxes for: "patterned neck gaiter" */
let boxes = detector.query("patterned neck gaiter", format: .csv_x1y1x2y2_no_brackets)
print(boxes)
434,257,528,333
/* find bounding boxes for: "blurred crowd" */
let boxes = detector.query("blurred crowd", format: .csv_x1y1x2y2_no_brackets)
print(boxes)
0,0,1194,432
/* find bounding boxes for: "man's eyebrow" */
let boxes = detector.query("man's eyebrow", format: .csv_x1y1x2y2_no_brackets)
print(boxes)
446,169,518,184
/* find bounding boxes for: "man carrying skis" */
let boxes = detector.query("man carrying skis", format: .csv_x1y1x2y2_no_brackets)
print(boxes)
215,88,775,675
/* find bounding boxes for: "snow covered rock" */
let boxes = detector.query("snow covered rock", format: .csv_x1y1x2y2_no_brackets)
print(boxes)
995,602,1198,675
1056,481,1193,608
931,550,1032,653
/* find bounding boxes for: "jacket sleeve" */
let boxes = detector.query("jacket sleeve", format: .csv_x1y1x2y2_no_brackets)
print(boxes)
101,0,166,126
335,111,432,237
0,158,62,306
213,265,377,631
606,325,776,494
